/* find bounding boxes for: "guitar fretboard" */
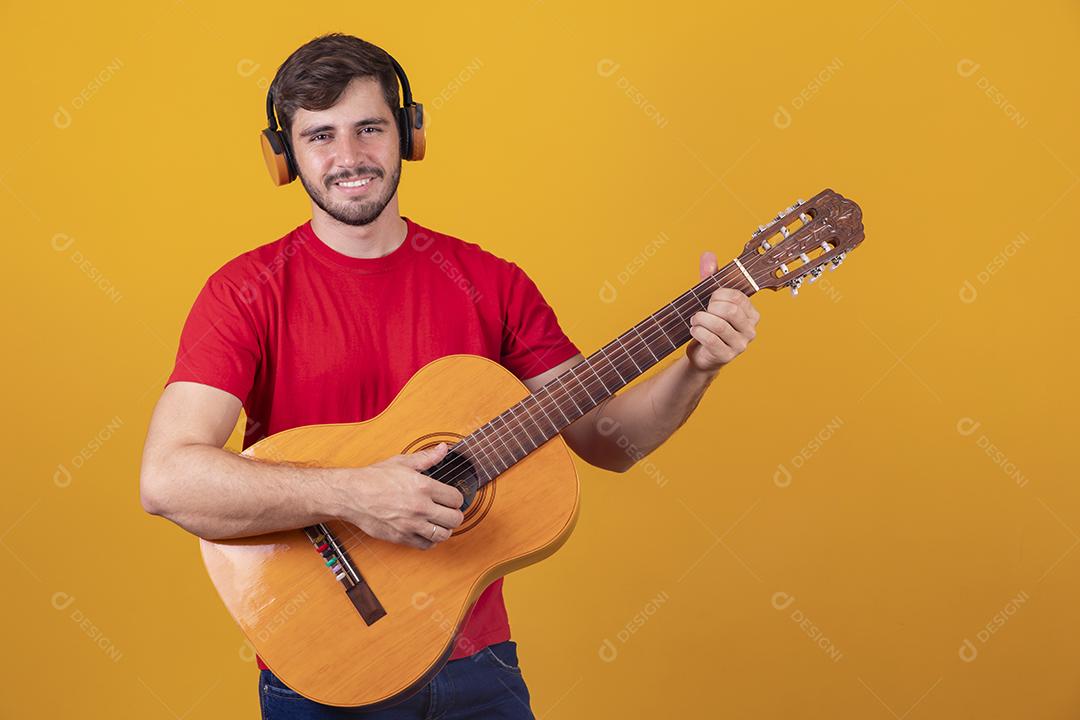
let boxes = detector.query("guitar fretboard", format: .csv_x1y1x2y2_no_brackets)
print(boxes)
456,259,756,485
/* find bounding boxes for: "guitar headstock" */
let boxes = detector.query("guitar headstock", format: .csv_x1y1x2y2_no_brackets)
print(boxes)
739,188,865,295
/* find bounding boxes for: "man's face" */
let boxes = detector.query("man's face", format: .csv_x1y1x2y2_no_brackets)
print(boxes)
290,77,401,226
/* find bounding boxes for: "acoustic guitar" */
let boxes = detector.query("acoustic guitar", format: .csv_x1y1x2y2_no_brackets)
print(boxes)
201,188,865,706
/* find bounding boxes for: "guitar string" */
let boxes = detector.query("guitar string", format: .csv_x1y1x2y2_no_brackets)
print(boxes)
333,230,842,547
341,260,781,539
330,262,754,550
396,241,818,501
422,263,754,491
415,228,843,498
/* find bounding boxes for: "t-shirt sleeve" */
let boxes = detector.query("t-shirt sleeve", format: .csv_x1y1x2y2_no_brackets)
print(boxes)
500,261,581,380
165,269,263,403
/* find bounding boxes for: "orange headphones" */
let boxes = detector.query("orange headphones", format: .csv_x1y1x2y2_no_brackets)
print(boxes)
260,53,426,186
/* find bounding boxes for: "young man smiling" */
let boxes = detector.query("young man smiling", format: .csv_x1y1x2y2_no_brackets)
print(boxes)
140,33,759,719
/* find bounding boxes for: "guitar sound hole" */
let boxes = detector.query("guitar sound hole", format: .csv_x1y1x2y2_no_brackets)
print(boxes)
422,449,479,513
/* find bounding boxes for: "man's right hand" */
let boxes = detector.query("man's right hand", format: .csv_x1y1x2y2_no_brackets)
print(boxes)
341,442,466,550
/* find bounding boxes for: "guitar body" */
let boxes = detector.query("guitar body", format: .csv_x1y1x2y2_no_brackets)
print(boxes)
200,354,580,707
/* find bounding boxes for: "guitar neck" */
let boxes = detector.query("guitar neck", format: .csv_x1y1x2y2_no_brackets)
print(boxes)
459,258,757,484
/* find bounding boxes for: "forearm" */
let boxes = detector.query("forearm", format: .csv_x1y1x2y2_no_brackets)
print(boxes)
582,355,719,472
141,443,351,541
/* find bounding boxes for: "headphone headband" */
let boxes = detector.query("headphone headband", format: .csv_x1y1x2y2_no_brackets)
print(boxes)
260,48,425,186
387,55,413,107
264,90,279,136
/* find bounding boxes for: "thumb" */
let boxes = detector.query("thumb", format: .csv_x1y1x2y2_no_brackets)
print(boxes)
407,442,449,470
700,251,718,279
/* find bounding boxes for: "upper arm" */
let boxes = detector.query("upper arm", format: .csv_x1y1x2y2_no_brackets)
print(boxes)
523,353,607,463
139,381,243,512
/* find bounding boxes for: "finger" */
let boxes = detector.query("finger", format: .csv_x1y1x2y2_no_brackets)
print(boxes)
700,251,718,279
401,532,433,550
708,289,756,324
405,442,449,470
689,324,738,363
429,478,466,509
746,299,761,324
412,522,449,546
710,287,751,312
705,298,756,337
691,312,747,353
427,503,465,530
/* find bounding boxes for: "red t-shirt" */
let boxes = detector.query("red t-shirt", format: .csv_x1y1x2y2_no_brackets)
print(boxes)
167,217,579,666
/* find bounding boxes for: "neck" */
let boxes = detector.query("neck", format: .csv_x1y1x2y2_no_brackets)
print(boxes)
447,257,758,487
309,196,407,259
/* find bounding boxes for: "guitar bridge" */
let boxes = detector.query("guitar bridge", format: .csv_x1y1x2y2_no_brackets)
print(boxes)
304,524,386,625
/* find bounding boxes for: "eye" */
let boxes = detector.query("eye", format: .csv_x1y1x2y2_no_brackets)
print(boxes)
310,133,329,143
359,126,381,135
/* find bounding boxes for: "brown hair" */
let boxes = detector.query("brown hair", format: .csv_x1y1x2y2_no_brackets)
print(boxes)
269,33,400,139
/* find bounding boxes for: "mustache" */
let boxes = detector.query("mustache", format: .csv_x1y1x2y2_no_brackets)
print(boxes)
327,167,384,187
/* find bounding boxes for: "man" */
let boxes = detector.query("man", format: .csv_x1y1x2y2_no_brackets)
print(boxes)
140,33,759,719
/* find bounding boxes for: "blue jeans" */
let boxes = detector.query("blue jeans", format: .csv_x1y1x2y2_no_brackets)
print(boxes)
259,641,534,719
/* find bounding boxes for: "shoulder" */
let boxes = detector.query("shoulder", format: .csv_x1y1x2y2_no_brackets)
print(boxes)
408,218,524,281
204,226,303,297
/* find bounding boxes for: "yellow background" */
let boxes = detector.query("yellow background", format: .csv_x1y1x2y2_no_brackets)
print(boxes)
3,1,1078,717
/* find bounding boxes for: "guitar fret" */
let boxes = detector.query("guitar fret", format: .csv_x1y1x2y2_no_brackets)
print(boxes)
600,346,627,384
473,422,504,478
633,325,660,362
524,395,558,437
499,410,530,458
510,405,540,452
510,401,537,445
570,366,598,404
540,386,572,427
616,336,643,374
587,360,613,395
485,416,511,461
651,313,678,350
449,257,769,489
466,433,495,481
556,375,584,415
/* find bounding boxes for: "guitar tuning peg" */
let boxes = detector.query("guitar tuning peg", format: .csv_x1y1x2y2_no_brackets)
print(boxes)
808,267,823,283
790,277,803,296
796,198,805,205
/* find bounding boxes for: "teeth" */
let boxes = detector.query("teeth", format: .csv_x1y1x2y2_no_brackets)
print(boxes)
338,178,371,188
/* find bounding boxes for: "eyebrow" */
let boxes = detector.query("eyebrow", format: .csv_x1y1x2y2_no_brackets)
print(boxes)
297,117,389,139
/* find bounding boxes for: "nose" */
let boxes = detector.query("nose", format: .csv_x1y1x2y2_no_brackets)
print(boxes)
336,132,367,169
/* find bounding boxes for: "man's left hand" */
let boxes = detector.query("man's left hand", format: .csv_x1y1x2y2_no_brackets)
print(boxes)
686,251,761,374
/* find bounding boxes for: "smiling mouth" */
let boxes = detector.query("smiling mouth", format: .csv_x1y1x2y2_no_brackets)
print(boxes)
335,177,374,189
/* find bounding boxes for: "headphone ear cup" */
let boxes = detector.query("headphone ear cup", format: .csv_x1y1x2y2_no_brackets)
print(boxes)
396,107,411,161
260,128,296,185
406,103,426,161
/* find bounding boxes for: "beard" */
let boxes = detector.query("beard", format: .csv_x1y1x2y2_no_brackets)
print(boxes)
299,160,402,227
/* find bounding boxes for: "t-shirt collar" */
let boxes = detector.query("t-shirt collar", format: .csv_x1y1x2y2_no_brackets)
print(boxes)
297,216,420,274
